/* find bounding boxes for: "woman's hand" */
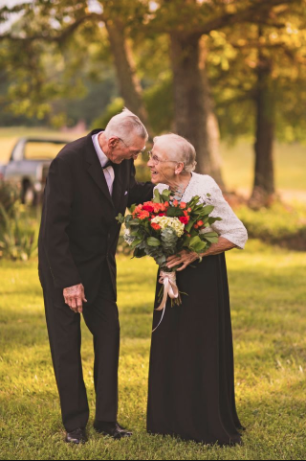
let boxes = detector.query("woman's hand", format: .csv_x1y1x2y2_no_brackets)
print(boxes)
167,250,199,272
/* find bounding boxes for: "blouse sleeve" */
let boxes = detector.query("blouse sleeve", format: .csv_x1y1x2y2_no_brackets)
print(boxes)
204,178,248,250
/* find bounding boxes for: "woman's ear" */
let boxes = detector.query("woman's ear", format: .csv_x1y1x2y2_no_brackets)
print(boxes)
175,163,185,175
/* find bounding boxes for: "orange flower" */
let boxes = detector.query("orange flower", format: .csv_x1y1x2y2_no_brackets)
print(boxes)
153,203,163,214
133,204,143,218
180,202,187,209
197,220,204,227
173,200,179,207
151,222,161,231
138,210,150,220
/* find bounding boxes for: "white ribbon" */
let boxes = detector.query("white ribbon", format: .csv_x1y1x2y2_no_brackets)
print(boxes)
153,271,179,333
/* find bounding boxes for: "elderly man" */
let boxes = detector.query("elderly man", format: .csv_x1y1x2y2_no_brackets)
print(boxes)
38,109,154,444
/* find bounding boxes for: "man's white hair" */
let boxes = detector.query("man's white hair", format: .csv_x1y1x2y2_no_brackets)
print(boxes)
104,108,148,146
153,134,197,174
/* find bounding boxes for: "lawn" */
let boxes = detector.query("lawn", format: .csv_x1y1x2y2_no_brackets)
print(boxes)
0,240,305,460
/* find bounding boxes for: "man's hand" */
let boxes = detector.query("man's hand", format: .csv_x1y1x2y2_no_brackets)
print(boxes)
63,284,87,314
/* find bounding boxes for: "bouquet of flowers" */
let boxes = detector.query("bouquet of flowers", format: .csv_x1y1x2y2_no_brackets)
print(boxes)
117,188,221,331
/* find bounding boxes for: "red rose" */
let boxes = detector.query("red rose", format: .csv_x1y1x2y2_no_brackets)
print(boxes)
179,216,190,225
143,205,154,213
159,212,166,217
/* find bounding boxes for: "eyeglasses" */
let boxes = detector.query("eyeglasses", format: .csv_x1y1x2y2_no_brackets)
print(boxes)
147,150,179,166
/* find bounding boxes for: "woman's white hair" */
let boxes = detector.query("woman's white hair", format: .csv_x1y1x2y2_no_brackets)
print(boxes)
104,108,148,146
153,134,197,173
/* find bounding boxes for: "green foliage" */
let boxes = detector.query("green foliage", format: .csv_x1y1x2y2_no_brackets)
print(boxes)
93,74,173,134
92,97,125,130
209,17,306,143
0,241,306,459
144,73,174,134
0,205,39,261
0,181,20,219
160,228,178,254
236,203,306,251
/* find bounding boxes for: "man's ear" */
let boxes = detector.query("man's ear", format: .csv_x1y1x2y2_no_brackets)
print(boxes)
108,137,120,149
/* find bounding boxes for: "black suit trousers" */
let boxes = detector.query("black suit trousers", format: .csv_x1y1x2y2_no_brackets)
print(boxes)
42,265,120,432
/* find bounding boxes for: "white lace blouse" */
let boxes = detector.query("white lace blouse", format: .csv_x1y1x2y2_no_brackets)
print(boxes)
154,173,248,250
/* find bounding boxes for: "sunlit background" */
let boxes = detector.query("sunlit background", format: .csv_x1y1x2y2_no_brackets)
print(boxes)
0,1,305,460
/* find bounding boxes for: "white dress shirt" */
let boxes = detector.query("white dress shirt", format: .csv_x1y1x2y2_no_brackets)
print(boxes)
92,132,115,196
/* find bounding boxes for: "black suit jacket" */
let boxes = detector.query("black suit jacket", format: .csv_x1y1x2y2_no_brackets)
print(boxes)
38,130,154,302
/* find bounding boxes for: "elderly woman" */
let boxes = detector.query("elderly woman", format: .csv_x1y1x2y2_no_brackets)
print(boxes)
146,134,248,446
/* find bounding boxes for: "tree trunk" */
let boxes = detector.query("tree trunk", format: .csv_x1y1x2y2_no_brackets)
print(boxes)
170,32,225,188
105,18,152,136
200,43,225,188
250,48,276,208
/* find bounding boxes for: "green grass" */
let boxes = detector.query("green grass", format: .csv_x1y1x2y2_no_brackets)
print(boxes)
0,240,306,460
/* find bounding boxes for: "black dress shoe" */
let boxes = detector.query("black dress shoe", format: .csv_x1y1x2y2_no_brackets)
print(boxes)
65,428,88,445
94,421,133,439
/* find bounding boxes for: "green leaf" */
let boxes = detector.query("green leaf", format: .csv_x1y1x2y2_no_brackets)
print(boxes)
208,217,222,225
204,236,219,244
116,214,125,224
185,219,197,233
166,207,183,218
147,237,161,247
131,238,143,249
129,219,141,227
133,248,146,258
201,232,219,238
161,189,172,202
153,189,162,204
202,205,215,216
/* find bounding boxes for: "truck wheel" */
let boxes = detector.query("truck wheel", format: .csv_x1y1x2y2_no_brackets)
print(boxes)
22,182,37,206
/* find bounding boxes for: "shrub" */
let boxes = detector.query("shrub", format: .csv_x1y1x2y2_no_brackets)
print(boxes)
0,205,38,261
236,203,306,251
0,182,20,220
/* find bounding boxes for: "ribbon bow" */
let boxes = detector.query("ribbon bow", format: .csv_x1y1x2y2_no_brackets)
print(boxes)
153,271,179,333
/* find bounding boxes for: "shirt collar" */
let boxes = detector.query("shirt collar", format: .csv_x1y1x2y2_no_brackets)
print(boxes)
92,132,109,168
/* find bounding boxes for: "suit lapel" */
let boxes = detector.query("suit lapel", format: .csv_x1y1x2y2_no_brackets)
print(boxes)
85,130,114,208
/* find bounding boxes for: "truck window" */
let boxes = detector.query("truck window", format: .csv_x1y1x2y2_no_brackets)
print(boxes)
24,142,66,160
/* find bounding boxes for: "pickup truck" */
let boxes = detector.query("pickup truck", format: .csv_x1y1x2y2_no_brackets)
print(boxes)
3,137,67,205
